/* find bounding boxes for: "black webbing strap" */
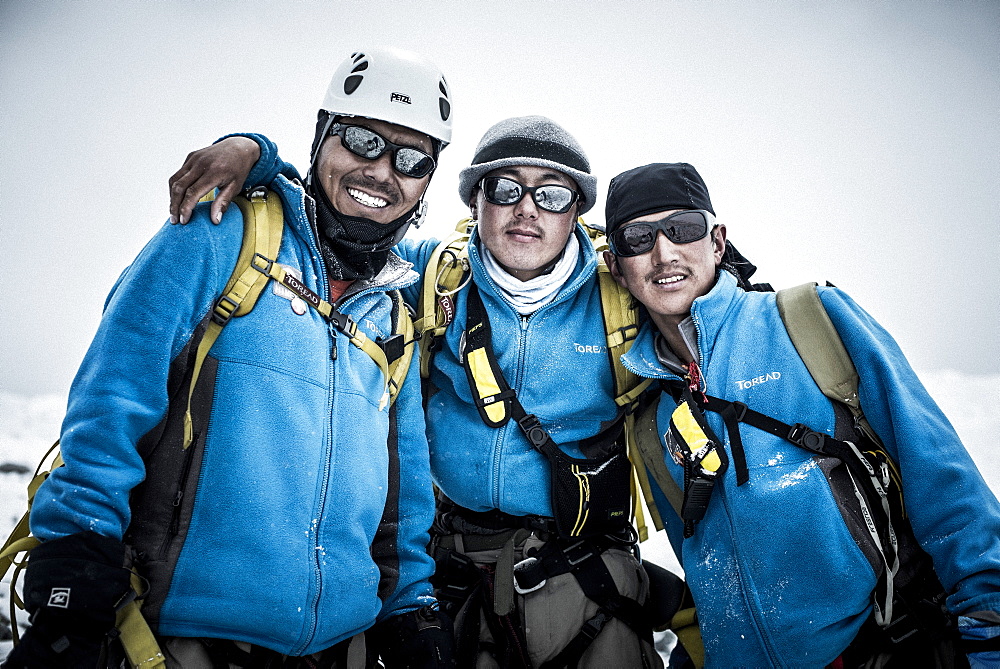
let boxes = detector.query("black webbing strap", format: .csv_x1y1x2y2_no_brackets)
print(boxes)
463,286,562,459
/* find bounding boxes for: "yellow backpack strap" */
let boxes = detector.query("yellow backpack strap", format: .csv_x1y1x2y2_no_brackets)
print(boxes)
1,440,62,582
633,394,678,523
670,605,706,668
586,221,655,539
183,188,284,447
114,571,166,668
776,283,902,492
414,219,474,378
385,290,415,407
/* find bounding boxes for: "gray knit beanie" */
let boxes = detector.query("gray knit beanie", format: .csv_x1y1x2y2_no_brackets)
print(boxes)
458,116,597,214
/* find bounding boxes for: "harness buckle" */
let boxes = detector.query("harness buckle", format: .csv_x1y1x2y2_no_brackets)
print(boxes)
731,400,748,422
580,609,613,640
512,557,546,595
562,540,596,567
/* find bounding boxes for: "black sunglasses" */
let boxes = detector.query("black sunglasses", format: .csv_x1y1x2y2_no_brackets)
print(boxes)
329,123,436,179
608,210,715,257
480,176,580,214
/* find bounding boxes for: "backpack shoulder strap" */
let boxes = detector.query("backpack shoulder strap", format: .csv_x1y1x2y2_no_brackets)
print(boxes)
385,289,415,407
414,218,474,378
776,282,887,450
183,188,284,448
776,283,860,411
585,220,656,538
633,394,678,524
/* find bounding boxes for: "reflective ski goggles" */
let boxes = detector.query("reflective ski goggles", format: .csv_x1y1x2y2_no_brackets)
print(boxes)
608,210,715,257
329,123,436,178
480,176,580,214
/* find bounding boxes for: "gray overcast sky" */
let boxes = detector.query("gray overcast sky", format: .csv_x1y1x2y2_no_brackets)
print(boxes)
2,0,998,396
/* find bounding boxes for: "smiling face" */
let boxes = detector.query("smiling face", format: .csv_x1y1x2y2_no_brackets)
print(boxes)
314,117,433,224
607,209,727,334
472,165,581,281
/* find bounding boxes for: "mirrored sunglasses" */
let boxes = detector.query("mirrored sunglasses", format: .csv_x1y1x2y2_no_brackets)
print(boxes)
329,123,436,179
480,176,580,214
608,210,714,257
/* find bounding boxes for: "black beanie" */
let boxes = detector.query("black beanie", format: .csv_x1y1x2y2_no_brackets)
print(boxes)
604,163,714,234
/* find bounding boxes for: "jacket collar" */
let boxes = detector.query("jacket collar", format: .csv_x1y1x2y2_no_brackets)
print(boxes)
622,270,742,380
466,221,598,308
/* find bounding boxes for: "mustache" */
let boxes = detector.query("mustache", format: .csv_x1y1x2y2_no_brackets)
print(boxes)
501,220,544,238
645,265,690,282
340,175,400,205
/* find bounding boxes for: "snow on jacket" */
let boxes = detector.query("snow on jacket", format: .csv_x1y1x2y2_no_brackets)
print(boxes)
30,171,436,655
239,133,621,518
622,270,1000,667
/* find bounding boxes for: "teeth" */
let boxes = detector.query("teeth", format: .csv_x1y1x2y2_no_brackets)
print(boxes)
348,188,388,208
655,275,685,284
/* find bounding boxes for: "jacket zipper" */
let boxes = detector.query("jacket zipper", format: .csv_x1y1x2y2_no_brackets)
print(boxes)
690,307,782,666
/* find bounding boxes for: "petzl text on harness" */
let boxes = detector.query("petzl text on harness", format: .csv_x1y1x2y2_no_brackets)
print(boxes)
461,284,632,538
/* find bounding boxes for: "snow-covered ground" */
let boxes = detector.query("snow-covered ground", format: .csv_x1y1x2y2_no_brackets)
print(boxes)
2,372,998,658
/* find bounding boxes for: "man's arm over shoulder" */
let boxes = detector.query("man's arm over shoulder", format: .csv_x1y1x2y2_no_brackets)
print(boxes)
817,286,1000,619
30,205,246,541
169,133,296,225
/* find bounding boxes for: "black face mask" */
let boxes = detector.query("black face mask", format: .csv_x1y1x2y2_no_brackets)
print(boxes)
309,182,417,282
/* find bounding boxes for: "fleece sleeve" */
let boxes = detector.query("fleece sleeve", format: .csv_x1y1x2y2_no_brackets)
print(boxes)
215,132,302,190
818,287,1000,618
30,205,244,541
372,333,438,619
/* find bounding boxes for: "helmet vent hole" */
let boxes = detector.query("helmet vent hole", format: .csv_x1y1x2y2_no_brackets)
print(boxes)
351,61,369,73
344,75,363,95
439,98,451,121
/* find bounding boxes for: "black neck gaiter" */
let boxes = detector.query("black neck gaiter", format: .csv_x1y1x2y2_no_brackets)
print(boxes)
309,182,416,282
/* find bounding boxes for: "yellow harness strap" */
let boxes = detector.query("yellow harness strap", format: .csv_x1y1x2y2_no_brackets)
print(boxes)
386,291,415,403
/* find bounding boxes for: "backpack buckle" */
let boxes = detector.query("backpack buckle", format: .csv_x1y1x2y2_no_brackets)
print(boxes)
517,414,548,449
379,333,405,364
212,295,239,326
787,423,827,453
251,253,274,276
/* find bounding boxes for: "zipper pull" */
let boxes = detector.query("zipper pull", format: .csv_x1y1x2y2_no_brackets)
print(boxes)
685,360,707,403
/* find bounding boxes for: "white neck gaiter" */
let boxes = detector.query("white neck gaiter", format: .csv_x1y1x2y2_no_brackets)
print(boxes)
480,232,580,315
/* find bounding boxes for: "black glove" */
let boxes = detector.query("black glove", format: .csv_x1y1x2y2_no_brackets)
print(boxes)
369,603,456,669
3,531,132,669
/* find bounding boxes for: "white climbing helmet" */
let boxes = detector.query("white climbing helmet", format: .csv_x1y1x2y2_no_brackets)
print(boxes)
320,47,452,146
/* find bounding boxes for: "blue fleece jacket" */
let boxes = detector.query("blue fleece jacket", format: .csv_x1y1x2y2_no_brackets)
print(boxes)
623,271,1000,667
30,172,436,655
